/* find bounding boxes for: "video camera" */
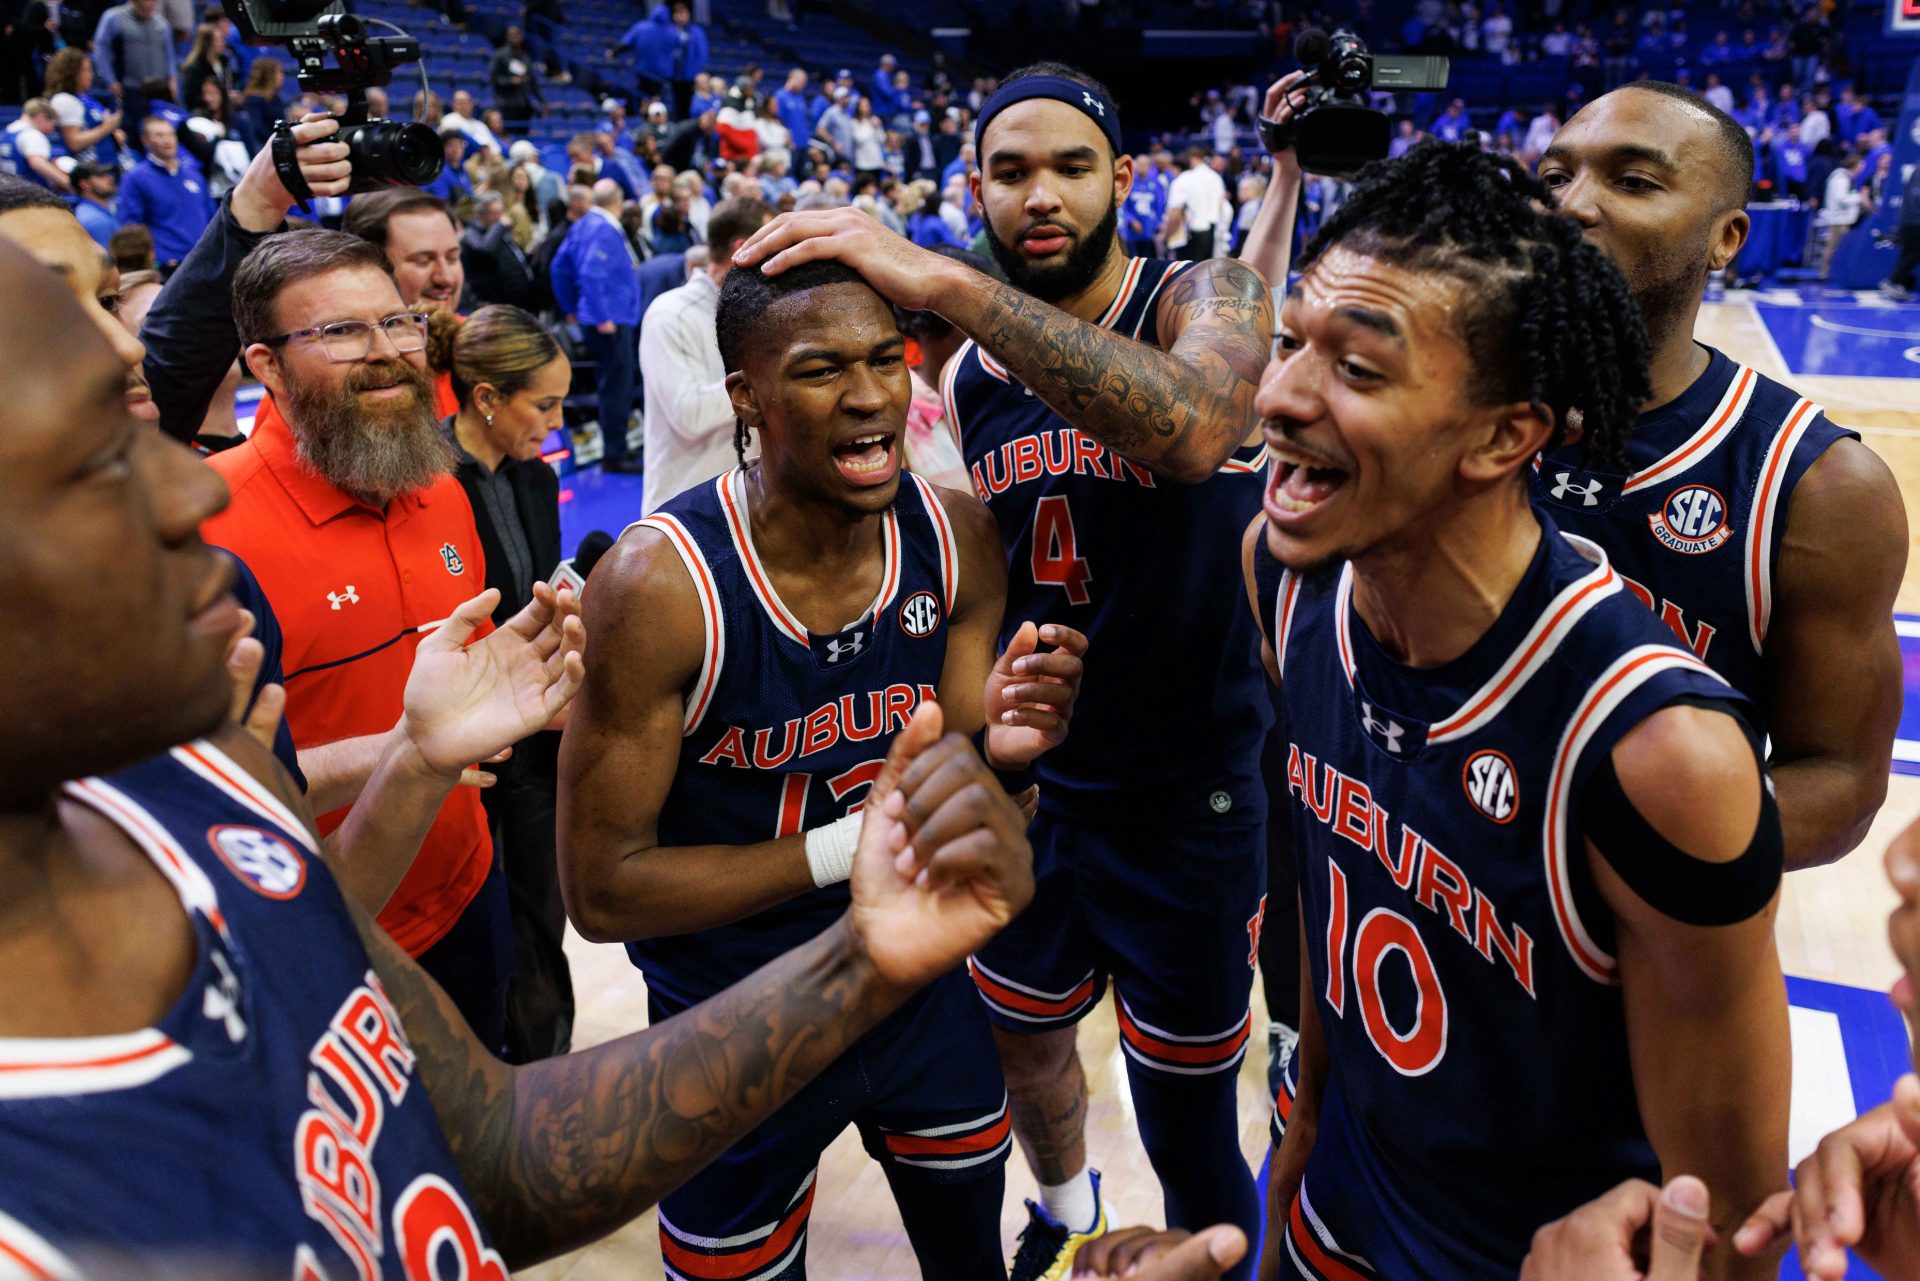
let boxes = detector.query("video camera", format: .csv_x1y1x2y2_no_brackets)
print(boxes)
1261,29,1450,176
228,0,443,203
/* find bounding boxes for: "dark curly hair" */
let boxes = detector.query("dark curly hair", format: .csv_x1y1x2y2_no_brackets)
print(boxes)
715,258,879,464
1298,140,1650,472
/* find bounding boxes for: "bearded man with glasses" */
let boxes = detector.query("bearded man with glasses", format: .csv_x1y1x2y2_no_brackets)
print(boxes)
201,229,525,1050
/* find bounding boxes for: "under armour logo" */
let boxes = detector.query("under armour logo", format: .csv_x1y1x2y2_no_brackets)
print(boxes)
1549,471,1605,507
328,586,360,610
1082,91,1104,116
826,632,865,664
203,948,246,1043
1360,702,1406,754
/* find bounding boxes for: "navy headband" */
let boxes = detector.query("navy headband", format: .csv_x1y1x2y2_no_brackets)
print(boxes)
974,76,1122,159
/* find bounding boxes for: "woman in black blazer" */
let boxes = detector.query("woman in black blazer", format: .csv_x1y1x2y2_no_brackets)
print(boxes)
427,304,574,1063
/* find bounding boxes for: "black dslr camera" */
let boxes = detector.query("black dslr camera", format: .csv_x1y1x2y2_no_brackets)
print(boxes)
228,0,443,202
1262,29,1450,176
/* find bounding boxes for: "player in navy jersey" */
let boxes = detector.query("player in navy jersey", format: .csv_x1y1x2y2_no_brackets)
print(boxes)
558,257,1086,1280
1241,144,1788,1280
1531,81,1904,871
736,63,1277,1280
1244,82,1907,876
0,233,1041,1278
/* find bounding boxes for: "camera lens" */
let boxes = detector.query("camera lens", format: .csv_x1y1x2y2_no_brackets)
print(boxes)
341,120,445,192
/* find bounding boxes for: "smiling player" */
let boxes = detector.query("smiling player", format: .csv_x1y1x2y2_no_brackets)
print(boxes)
1249,142,1788,1281
559,258,1086,1279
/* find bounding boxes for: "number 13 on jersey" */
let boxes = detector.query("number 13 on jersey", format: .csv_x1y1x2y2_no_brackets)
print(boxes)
1031,495,1092,605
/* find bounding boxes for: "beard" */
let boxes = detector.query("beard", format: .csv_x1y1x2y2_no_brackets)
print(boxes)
282,358,456,506
982,194,1120,304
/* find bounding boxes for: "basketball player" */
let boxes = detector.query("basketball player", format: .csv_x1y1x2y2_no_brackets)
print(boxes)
1247,82,1906,873
1531,83,1904,870
0,233,1039,1273
558,258,1086,1279
1249,143,1788,1279
736,63,1277,1280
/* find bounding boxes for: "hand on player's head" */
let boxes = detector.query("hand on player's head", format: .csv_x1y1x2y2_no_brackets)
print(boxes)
1072,1225,1247,1279
847,702,1035,990
1734,1085,1920,1281
1521,1176,1713,1281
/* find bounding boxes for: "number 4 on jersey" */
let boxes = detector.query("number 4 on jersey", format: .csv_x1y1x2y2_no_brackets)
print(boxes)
1031,495,1092,605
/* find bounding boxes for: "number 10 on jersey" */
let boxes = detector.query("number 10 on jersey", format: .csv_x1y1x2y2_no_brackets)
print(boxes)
1031,496,1092,605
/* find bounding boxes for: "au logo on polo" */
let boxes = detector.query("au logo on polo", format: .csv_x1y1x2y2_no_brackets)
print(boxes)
440,543,466,575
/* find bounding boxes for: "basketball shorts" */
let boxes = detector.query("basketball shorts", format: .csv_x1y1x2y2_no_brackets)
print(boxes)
969,810,1267,1077
649,966,1010,1279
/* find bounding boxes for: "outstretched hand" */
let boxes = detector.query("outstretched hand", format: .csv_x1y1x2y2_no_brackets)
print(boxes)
847,702,1035,991
730,207,957,311
1734,1079,1920,1281
984,621,1087,769
399,582,586,779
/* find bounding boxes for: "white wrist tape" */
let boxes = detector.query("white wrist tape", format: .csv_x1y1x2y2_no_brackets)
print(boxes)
804,811,862,887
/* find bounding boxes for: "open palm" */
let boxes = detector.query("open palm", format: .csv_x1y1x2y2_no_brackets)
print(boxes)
848,703,1035,990
401,582,586,777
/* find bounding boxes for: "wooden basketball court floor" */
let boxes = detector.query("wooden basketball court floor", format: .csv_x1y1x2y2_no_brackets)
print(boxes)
526,294,1920,1281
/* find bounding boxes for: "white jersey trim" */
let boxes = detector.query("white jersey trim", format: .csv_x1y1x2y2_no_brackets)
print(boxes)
1542,645,1727,986
629,512,726,735
1745,398,1821,654
659,1171,814,1250
171,739,318,854
1620,364,1758,495
719,469,903,649
1271,567,1301,683
0,1208,84,1280
1130,257,1194,340
1428,535,1621,744
908,472,960,613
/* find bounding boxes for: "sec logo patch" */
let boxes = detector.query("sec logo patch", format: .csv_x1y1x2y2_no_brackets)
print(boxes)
209,825,307,899
1462,750,1519,824
1648,484,1732,554
899,590,942,638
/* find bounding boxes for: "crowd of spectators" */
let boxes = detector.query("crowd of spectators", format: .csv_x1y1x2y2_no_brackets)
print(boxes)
1164,1,1908,285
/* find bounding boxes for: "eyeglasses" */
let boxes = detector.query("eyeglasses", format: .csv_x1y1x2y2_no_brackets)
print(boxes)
261,312,430,363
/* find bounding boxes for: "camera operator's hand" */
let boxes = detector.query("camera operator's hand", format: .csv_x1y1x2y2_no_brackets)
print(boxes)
1258,70,1310,172
229,112,353,233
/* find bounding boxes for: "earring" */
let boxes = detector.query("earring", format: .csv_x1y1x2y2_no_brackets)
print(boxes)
484,412,494,430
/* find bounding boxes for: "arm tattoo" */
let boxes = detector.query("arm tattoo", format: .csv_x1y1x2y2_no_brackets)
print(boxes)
349,902,900,1268
968,258,1272,480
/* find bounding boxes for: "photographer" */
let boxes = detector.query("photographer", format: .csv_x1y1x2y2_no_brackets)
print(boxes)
139,111,353,443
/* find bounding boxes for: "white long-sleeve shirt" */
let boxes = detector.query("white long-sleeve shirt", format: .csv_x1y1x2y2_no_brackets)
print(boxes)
640,269,749,512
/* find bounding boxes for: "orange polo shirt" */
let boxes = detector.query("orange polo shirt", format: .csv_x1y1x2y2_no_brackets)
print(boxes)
203,413,492,956
249,371,461,440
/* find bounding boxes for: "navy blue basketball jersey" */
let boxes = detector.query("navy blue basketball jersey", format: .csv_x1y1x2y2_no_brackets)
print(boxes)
628,467,958,1004
1532,345,1856,727
0,741,493,1280
944,256,1274,825
1256,524,1743,1278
